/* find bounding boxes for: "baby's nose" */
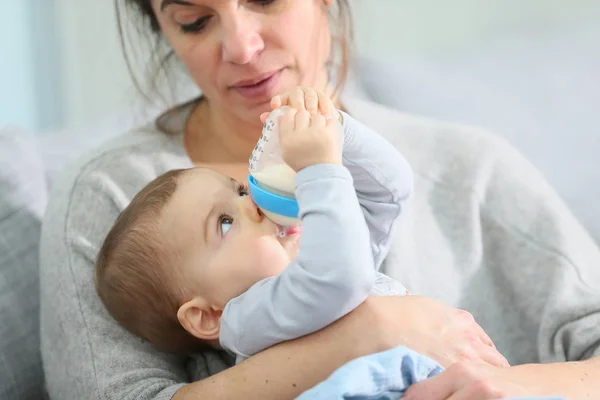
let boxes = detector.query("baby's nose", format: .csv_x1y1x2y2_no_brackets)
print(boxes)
240,196,263,223
256,207,265,219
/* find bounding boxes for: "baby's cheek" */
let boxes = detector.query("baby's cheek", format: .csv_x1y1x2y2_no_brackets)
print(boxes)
283,238,299,261
252,242,290,277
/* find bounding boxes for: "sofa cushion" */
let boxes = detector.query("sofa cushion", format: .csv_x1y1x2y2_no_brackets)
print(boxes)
0,127,47,399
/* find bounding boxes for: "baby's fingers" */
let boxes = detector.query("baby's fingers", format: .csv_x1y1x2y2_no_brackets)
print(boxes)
278,108,296,136
270,95,282,110
289,87,307,110
311,113,327,129
271,87,306,111
317,90,341,122
260,112,270,125
295,110,311,131
317,91,332,118
303,87,319,115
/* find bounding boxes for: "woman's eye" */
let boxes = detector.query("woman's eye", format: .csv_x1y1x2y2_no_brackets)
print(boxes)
220,215,234,236
252,0,276,5
180,16,209,33
179,0,274,33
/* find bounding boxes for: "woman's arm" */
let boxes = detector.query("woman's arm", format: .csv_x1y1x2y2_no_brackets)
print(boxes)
403,356,600,399
405,132,600,400
177,296,508,400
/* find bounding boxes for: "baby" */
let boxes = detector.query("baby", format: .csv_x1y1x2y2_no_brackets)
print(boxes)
95,87,413,362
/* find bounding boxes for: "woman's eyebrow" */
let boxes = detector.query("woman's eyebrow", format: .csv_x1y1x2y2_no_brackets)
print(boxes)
160,0,194,12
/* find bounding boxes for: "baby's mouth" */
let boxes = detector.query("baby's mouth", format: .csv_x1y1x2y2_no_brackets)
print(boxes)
276,224,302,238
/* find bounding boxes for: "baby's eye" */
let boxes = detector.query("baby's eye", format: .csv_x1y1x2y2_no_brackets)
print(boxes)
237,183,249,197
219,215,234,236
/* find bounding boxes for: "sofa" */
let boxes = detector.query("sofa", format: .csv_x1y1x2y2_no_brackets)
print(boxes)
1,52,598,398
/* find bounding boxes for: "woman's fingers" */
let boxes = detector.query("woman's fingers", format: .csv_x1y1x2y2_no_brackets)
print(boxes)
405,362,518,400
453,308,499,350
467,315,495,349
473,340,510,368
447,385,497,400
403,364,463,400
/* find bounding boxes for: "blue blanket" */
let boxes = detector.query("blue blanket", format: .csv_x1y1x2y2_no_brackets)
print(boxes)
297,345,564,400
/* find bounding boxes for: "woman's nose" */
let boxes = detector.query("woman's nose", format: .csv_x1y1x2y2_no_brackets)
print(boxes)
221,14,264,64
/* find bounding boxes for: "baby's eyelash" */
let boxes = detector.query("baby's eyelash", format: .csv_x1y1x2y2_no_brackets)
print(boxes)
218,213,233,224
237,182,249,196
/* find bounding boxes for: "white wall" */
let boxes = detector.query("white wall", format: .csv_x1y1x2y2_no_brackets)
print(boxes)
351,0,600,57
350,0,600,241
0,1,36,131
53,0,135,131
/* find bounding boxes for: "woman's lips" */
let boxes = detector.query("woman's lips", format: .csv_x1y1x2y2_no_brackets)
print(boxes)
231,70,282,100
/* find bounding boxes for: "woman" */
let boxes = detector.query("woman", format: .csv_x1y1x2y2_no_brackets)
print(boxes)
40,1,600,399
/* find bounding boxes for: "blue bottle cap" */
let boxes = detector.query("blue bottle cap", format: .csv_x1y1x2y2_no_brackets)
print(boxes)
248,174,299,218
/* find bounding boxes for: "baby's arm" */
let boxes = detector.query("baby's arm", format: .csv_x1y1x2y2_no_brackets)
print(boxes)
220,104,376,362
339,111,413,270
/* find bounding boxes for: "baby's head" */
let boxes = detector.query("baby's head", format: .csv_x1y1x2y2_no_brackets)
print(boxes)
95,167,300,353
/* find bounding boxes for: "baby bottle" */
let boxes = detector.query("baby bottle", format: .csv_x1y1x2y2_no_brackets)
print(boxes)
248,106,344,228
248,106,300,227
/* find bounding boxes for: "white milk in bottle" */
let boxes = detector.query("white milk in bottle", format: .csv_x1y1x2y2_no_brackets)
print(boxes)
247,106,343,227
248,107,300,227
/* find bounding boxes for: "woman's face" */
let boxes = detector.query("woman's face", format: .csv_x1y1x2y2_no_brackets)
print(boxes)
152,0,333,124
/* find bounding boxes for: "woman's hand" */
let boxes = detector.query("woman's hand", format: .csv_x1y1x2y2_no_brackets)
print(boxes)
403,362,538,400
404,357,600,400
338,296,509,369
176,296,508,400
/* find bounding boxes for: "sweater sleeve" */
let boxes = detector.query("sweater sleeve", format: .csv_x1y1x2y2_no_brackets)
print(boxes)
340,111,413,269
220,164,375,361
220,113,413,361
477,136,600,363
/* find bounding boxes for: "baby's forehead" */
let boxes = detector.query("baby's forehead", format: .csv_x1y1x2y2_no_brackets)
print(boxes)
184,167,233,185
159,167,232,234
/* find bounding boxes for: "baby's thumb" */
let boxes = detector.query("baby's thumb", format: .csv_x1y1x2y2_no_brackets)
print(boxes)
260,112,269,125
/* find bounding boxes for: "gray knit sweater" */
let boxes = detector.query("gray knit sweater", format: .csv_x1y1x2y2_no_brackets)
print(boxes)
40,96,600,400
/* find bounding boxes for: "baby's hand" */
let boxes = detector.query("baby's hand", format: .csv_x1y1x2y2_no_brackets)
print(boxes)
274,88,342,172
260,87,342,125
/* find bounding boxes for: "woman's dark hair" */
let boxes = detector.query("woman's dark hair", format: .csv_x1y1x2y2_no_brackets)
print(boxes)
116,0,354,105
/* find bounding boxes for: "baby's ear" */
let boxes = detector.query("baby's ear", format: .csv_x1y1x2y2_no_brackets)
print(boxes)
177,297,223,341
